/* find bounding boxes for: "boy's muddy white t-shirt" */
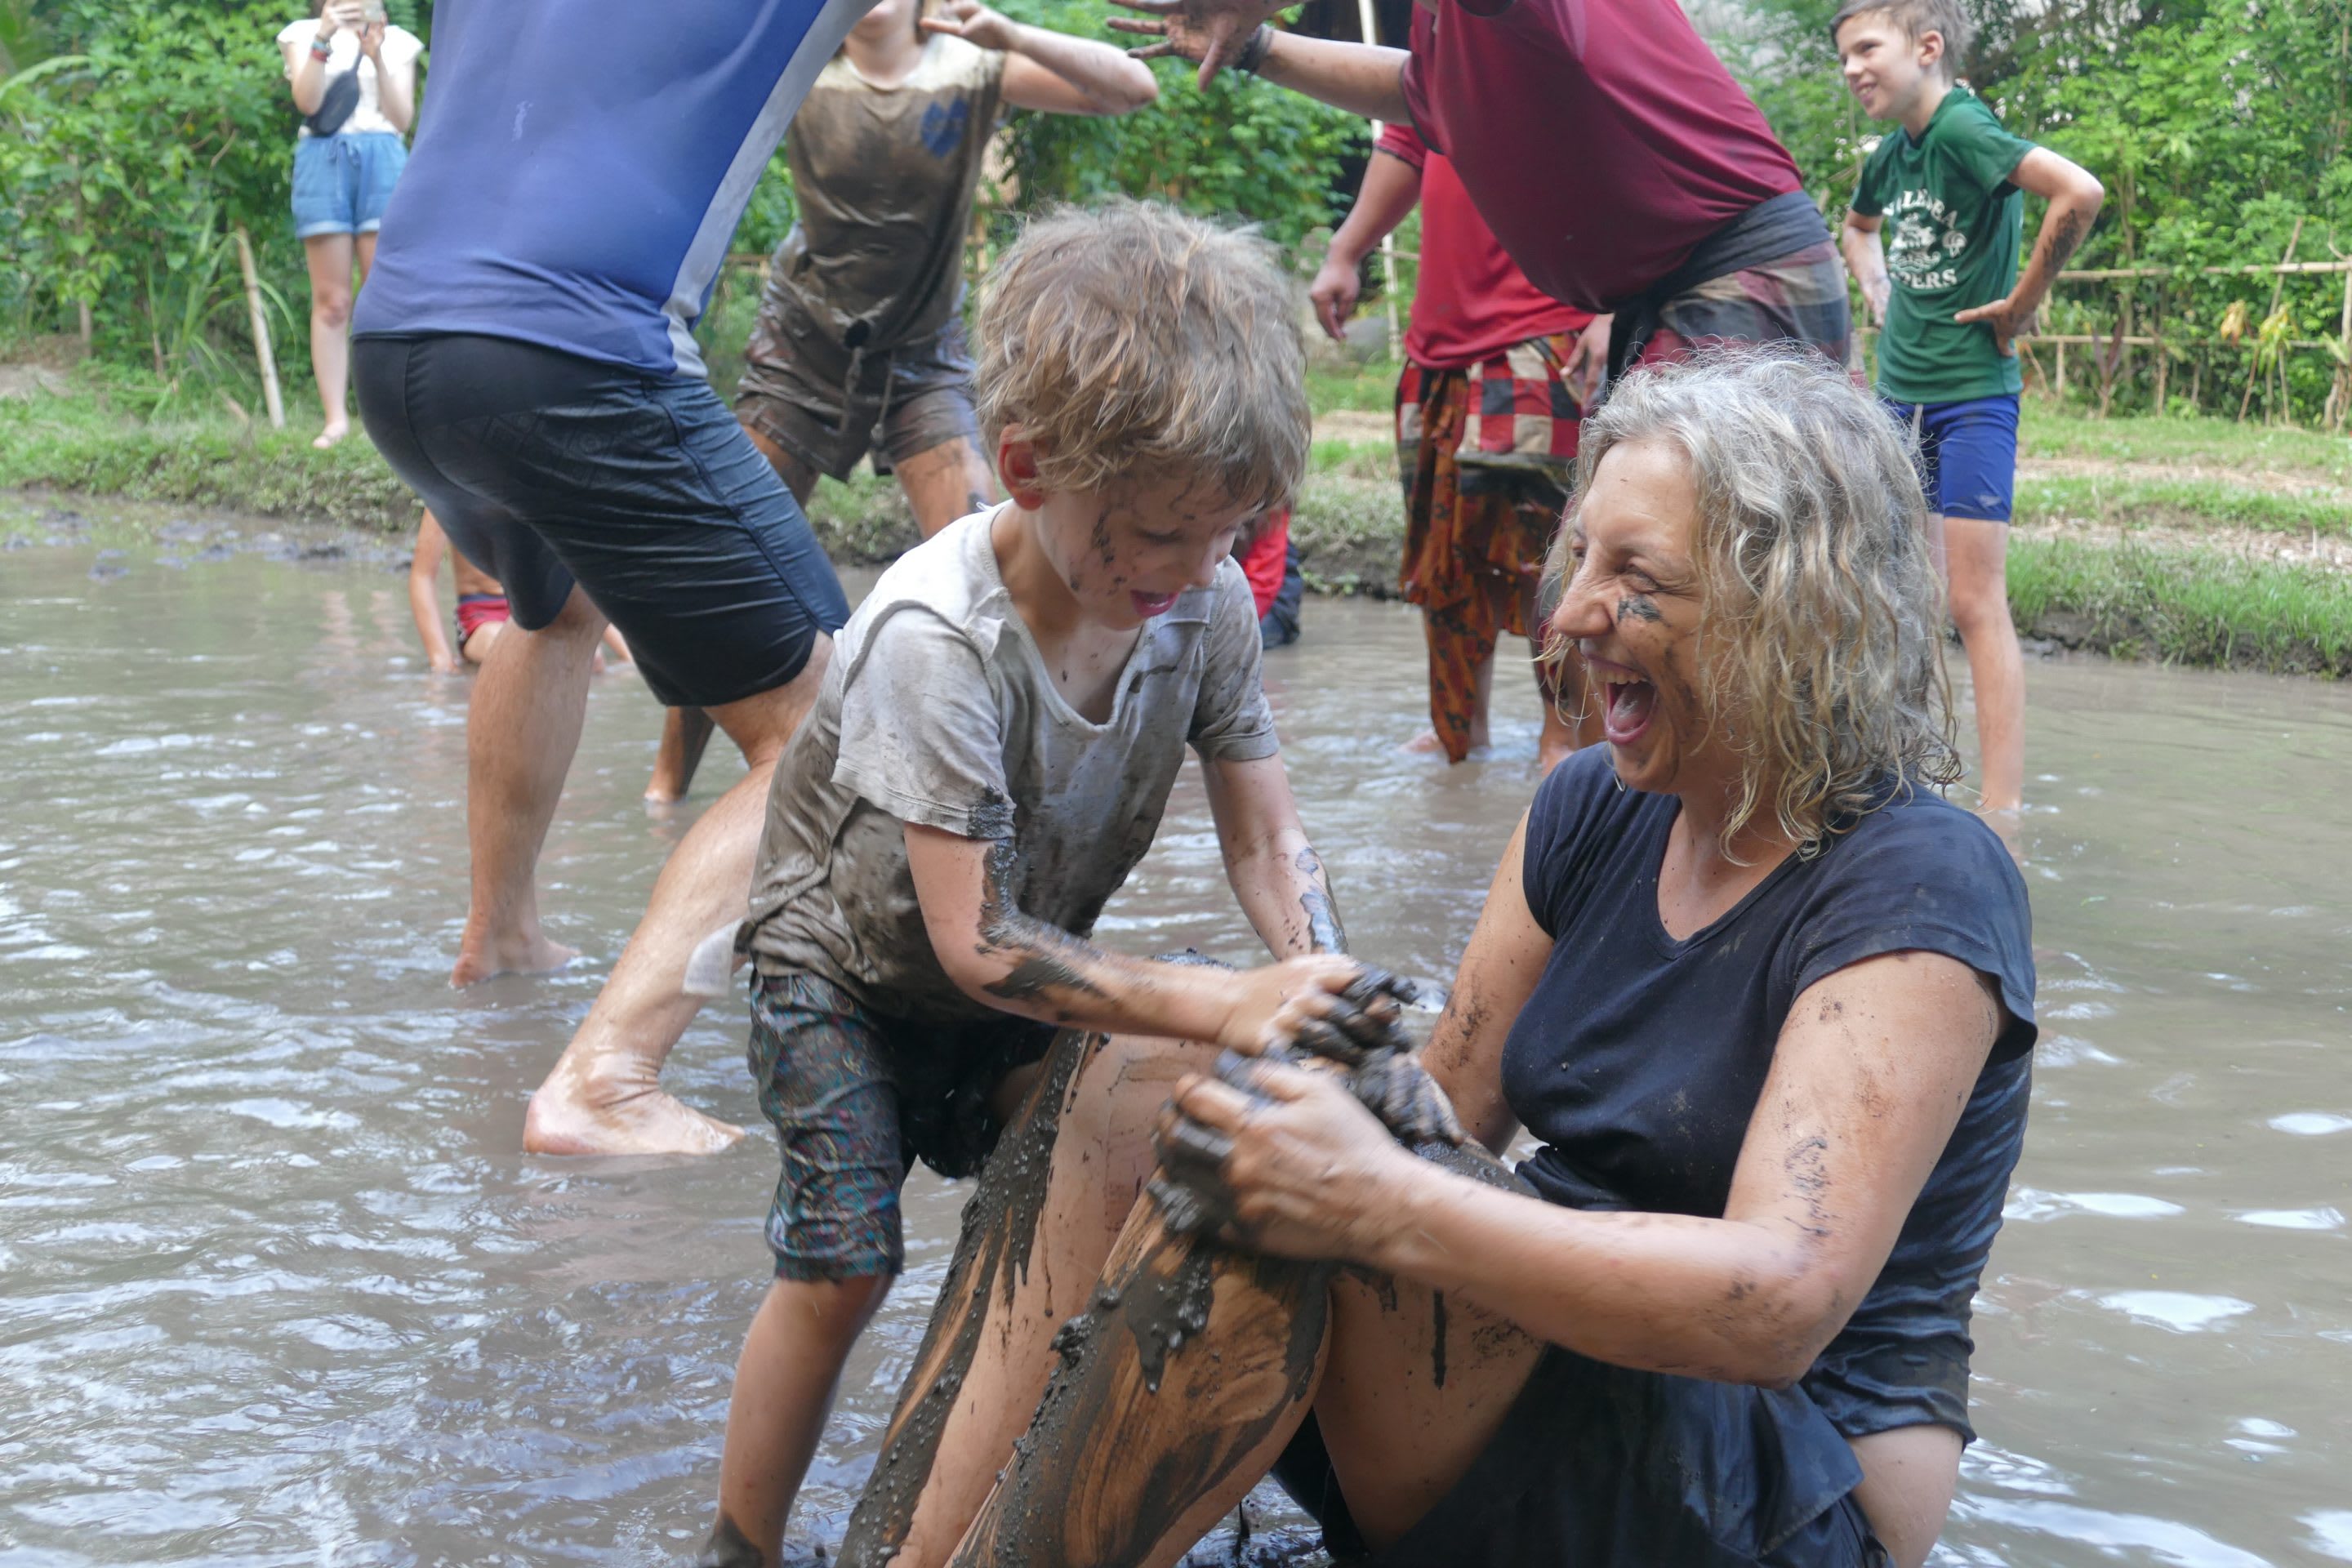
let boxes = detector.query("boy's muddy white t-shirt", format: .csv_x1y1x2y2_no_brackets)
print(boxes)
745,508,1279,1023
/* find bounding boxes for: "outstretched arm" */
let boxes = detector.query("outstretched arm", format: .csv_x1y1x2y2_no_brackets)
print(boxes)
904,823,1373,1046
925,0,1160,114
407,514,460,675
1954,147,2105,354
1110,0,1410,118
1200,751,1345,956
1311,147,1422,341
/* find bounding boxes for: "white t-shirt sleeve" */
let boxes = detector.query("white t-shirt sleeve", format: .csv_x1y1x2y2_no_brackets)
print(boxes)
277,17,317,76
381,24,424,70
1187,565,1280,762
834,606,1016,839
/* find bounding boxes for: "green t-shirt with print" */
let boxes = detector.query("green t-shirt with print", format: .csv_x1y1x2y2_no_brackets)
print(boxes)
1853,86,2038,404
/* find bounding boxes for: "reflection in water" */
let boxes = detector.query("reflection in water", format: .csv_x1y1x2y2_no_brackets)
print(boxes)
2,537,2350,1565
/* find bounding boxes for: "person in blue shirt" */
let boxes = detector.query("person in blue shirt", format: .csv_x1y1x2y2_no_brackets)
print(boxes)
354,0,871,1158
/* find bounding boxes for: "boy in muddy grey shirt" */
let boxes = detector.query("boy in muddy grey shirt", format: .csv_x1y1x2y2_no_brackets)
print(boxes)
702,202,1387,1565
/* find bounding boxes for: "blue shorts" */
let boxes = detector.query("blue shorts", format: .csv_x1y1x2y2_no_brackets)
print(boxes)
354,332,851,707
290,131,407,239
1882,393,2019,523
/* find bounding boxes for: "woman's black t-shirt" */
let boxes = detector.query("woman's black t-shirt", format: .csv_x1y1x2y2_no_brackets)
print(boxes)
1503,746,2037,1440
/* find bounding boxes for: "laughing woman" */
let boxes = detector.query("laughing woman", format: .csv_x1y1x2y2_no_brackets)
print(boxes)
868,348,2037,1568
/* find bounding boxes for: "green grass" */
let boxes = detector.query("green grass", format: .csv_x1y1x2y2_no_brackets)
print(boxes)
2015,473,2352,537
2017,409,2352,486
2010,536,2352,675
1305,356,1401,418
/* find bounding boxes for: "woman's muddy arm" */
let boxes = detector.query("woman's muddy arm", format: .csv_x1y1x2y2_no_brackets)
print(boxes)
1172,950,2002,1386
1200,752,1343,957
903,822,1367,1047
1421,811,1550,1152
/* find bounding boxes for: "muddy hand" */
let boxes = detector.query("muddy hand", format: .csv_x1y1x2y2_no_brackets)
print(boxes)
1106,0,1282,87
1152,1054,1419,1261
1349,1049,1466,1148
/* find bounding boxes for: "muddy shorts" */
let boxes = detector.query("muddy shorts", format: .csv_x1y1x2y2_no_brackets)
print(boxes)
1272,1344,1891,1567
748,969,1057,1281
735,305,981,483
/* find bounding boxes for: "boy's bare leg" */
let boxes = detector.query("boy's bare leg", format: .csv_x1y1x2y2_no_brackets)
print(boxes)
450,586,604,985
523,645,832,1156
893,435,999,540
828,1029,1205,1566
459,619,505,666
702,1274,893,1567
647,706,718,804
1935,514,2025,813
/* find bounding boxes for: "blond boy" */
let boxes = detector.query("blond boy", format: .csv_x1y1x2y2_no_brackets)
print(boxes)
700,202,1385,1565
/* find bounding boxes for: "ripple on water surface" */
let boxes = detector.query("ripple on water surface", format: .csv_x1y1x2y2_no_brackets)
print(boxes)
3,539,2351,1565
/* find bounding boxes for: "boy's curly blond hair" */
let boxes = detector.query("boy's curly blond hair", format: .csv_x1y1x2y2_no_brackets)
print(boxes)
973,199,1309,512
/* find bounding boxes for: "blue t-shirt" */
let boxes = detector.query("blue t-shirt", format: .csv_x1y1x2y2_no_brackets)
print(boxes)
1505,746,2037,1439
353,0,870,379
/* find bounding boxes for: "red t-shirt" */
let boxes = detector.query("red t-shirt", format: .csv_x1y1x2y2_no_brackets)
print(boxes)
1377,122,1590,369
1401,0,1803,313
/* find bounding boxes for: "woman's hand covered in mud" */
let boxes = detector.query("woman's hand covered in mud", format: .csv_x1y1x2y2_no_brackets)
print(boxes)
1154,1054,1418,1262
921,0,1018,50
1214,956,1410,1058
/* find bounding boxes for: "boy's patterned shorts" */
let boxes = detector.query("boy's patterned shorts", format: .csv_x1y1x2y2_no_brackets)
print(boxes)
748,969,1056,1281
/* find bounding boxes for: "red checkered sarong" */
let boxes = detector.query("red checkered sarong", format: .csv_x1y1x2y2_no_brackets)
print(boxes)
1395,333,1580,762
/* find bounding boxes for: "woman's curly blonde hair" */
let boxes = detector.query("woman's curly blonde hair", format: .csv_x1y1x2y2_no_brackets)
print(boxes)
1549,346,1962,853
973,199,1308,513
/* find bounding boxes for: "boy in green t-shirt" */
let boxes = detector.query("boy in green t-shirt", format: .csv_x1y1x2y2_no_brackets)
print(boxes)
1833,0,2103,816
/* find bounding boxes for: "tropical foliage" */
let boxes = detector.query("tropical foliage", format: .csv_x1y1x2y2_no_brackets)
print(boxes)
1722,0,2352,422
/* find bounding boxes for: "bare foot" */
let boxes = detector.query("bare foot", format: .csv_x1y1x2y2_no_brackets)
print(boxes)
1402,726,1489,758
449,932,578,988
312,421,349,451
523,1071,746,1156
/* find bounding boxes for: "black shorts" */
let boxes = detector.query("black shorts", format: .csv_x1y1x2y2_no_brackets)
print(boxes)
354,332,851,708
1272,1345,1891,1566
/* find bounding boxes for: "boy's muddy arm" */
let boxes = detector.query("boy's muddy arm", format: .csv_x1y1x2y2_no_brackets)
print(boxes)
1955,148,2105,353
903,822,1371,1046
1201,753,1345,956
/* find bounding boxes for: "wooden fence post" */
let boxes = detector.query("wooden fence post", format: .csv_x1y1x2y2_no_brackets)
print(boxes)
233,225,286,432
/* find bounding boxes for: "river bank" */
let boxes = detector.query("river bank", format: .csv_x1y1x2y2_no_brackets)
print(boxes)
6,374,2349,677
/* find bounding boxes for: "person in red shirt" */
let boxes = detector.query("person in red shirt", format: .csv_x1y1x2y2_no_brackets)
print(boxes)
1113,0,1851,380
1312,122,1600,769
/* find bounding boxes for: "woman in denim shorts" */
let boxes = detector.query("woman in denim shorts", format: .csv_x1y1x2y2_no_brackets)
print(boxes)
277,2,421,448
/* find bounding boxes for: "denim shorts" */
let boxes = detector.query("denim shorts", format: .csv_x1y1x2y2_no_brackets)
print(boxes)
748,970,1057,1281
1883,393,2020,523
290,131,408,238
353,332,851,707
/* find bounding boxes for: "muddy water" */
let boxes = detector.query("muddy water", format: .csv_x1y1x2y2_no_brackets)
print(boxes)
2,516,2349,1566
